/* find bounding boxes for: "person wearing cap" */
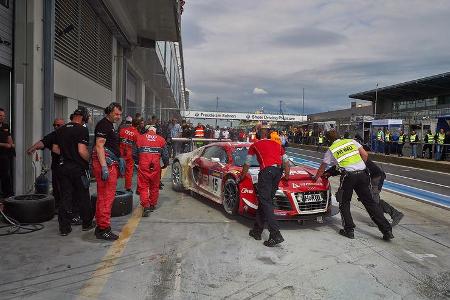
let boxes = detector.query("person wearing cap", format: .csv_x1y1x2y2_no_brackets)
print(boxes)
314,130,393,241
239,124,290,247
119,116,138,192
53,107,95,236
133,125,169,217
91,103,124,241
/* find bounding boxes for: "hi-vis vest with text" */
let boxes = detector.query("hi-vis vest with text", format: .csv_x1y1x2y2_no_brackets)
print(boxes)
385,133,390,142
410,134,417,143
437,133,445,144
398,135,404,144
377,131,383,141
194,126,204,138
318,136,324,144
329,139,363,168
426,133,434,144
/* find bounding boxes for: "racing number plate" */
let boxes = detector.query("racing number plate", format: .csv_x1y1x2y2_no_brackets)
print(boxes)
303,193,323,203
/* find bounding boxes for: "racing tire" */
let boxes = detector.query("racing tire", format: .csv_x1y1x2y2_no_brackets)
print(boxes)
4,194,55,223
172,161,185,192
91,190,133,217
222,178,240,215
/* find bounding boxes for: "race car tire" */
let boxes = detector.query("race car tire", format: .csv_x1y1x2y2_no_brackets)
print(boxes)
4,194,55,223
222,178,239,215
172,161,185,192
91,190,133,217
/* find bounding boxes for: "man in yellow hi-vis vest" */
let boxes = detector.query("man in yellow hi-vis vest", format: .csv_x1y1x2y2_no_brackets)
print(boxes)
313,130,393,241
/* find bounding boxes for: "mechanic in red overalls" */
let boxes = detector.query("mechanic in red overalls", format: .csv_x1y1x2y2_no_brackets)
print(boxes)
134,125,169,217
239,125,290,247
92,103,125,241
119,116,138,192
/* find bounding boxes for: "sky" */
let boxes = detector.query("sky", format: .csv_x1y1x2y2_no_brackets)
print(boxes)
181,0,450,116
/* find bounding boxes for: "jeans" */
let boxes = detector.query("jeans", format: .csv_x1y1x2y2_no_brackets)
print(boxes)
435,144,443,160
411,144,417,158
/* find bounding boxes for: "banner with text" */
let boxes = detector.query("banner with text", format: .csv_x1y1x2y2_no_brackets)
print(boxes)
181,110,307,122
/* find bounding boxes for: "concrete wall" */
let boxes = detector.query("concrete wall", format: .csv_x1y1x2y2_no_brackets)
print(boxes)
54,60,113,117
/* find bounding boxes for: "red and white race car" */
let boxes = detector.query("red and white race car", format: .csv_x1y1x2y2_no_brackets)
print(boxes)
171,142,334,221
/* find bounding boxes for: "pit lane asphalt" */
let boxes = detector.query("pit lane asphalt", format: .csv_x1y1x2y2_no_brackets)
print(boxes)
286,147,450,208
0,167,449,299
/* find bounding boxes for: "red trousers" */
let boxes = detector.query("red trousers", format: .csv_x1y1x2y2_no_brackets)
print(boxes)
123,155,134,190
92,160,118,229
137,156,161,208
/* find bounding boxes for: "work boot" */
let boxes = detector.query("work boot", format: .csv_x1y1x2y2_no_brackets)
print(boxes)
149,205,156,212
249,229,262,240
263,231,284,247
82,220,96,231
126,189,132,193
338,229,354,239
142,207,151,217
382,231,394,241
59,227,72,236
71,215,82,225
159,182,164,190
391,212,404,227
95,227,119,241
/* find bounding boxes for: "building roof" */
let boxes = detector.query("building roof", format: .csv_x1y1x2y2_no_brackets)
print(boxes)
349,72,450,102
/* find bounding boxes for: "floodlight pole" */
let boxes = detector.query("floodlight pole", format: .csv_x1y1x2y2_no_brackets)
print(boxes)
374,83,378,117
215,96,219,127
302,88,305,116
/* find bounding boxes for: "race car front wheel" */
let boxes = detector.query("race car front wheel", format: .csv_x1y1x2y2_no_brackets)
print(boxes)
172,161,184,192
223,178,239,215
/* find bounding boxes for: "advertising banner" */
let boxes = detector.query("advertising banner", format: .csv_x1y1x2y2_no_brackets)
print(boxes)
181,110,306,122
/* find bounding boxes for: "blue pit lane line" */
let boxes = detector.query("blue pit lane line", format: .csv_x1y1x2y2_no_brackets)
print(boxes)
287,153,450,209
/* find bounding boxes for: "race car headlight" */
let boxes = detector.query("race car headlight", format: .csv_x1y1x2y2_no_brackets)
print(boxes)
275,190,285,197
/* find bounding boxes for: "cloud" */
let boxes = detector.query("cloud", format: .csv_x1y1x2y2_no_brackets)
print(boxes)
253,88,268,95
273,27,347,48
181,0,450,115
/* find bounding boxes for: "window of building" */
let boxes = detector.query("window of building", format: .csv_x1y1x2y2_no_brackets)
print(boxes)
55,0,112,89
0,0,9,8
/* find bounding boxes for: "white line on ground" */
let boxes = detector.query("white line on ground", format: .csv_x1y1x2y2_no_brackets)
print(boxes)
403,250,437,261
287,147,450,175
173,253,182,299
286,150,450,189
386,173,450,189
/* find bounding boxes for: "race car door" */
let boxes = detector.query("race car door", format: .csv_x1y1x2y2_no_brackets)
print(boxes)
195,145,227,201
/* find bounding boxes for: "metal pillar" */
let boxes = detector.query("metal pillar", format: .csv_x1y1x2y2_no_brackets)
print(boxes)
43,0,55,167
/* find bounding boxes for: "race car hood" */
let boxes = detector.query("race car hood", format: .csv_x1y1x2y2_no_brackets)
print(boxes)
282,165,329,192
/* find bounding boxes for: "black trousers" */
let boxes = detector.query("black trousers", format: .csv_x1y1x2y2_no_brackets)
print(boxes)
255,166,282,233
422,144,433,159
0,156,13,198
397,143,404,156
57,163,93,231
370,175,400,217
339,171,391,234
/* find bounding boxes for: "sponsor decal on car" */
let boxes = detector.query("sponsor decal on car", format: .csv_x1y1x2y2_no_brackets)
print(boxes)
289,170,308,175
274,211,288,216
241,188,254,194
209,170,223,178
292,182,325,189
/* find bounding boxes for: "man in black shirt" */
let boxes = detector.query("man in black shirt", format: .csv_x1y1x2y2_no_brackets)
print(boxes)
365,159,404,226
27,119,65,209
55,107,94,236
0,108,14,198
92,102,124,241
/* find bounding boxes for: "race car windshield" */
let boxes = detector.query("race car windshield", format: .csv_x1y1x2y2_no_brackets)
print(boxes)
232,147,259,167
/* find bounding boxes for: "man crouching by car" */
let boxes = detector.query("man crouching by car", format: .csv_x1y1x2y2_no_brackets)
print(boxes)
239,124,290,247
134,125,169,217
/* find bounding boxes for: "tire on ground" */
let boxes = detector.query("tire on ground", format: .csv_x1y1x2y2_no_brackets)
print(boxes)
91,190,133,217
4,194,55,223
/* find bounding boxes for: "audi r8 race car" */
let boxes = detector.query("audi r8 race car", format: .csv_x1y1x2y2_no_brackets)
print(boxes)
171,142,334,221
